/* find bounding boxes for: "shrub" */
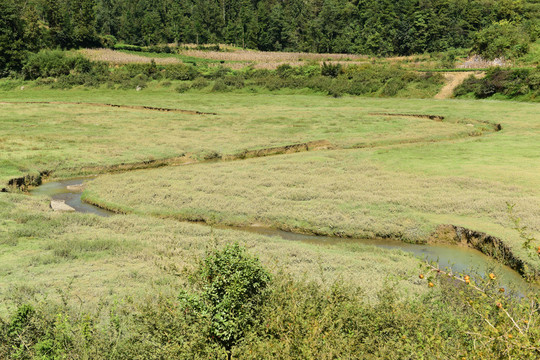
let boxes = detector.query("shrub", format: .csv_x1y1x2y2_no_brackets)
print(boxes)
327,77,349,97
381,78,406,96
211,79,229,92
321,62,343,78
206,66,231,80
164,64,199,80
22,50,70,79
124,61,160,79
180,243,271,357
306,76,332,93
175,82,191,93
454,68,540,100
348,78,382,95
276,64,294,79
100,35,117,49
223,75,244,88
191,77,209,89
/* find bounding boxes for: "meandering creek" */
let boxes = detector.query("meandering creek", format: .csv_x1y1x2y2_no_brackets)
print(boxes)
31,177,533,294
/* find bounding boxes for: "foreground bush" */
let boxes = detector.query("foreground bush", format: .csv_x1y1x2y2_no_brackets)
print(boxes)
1,242,539,359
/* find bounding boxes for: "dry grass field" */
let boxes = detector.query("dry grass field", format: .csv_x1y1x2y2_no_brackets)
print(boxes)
80,48,183,65
78,47,441,70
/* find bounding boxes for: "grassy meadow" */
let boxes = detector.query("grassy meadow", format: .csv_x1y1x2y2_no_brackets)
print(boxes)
0,87,487,185
1,86,539,358
0,192,425,316
63,91,539,264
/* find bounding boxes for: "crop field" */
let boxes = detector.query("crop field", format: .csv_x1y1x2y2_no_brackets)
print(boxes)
78,48,444,70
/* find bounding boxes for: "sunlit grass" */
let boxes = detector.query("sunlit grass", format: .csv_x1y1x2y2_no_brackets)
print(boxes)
0,193,424,316
0,88,489,185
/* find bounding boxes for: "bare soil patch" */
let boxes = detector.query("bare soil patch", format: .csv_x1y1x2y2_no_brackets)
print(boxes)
434,72,485,99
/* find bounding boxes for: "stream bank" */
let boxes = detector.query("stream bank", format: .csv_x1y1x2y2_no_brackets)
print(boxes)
30,177,535,293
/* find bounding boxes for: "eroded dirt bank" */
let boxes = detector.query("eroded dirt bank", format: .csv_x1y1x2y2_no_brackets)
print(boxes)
0,101,217,115
430,224,538,280
3,139,334,192
78,191,540,282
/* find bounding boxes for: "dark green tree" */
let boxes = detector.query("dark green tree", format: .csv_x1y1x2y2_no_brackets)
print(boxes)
72,0,100,47
0,1,27,76
472,21,530,59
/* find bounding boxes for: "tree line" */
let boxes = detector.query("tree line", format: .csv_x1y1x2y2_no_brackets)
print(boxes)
1,0,538,75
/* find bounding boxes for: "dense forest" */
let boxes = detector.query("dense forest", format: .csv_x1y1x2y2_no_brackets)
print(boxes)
3,0,540,56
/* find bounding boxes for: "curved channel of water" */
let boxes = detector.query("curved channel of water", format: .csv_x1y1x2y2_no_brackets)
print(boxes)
31,177,533,294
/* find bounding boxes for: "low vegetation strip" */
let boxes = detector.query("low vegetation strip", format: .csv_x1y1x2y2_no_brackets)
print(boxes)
0,101,217,115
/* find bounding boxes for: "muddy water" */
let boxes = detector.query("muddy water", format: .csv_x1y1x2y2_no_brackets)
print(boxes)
237,226,531,294
32,177,532,293
31,177,113,217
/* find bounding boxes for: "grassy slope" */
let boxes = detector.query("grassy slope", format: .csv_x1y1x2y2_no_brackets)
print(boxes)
0,87,479,185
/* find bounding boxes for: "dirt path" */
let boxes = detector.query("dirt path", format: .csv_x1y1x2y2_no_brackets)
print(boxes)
434,72,484,99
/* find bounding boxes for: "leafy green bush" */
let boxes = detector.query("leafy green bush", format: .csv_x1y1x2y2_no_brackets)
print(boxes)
321,62,343,78
181,243,271,356
381,78,406,96
211,79,229,92
100,35,117,49
175,82,191,93
123,60,160,79
223,74,245,88
276,64,295,79
454,67,539,100
191,77,210,89
164,64,199,80
22,50,92,80
472,21,530,60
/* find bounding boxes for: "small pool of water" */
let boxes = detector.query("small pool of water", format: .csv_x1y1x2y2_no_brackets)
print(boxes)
31,177,534,294
31,177,113,217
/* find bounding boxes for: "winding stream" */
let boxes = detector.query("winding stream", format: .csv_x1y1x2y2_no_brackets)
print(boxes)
31,177,533,293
